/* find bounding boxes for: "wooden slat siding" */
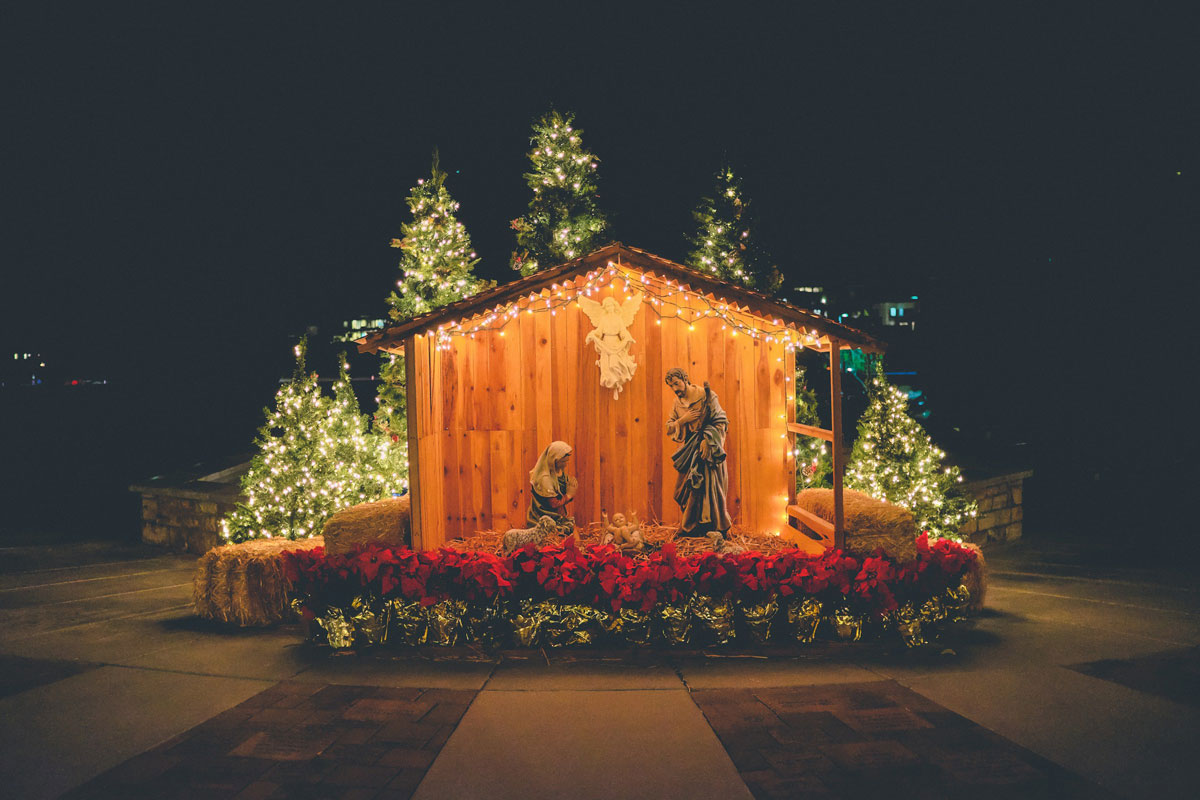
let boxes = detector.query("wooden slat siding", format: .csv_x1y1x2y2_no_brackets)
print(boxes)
533,310,553,458
829,337,845,548
568,296,594,524
490,320,515,431
627,282,651,522
785,347,797,511
471,431,491,534
404,335,424,550
620,277,637,519
643,280,664,523
489,429,513,530
425,341,445,542
723,326,743,527
755,337,772,430
658,285,680,525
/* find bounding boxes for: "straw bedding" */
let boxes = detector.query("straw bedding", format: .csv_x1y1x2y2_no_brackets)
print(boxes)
450,522,799,557
193,536,323,627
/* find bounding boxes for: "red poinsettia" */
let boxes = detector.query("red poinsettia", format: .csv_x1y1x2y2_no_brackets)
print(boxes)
282,533,979,620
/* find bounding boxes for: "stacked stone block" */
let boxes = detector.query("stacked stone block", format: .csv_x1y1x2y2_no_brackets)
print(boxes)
959,470,1031,545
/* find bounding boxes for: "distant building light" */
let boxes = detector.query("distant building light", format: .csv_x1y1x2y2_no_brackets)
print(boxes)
911,295,919,300
889,307,897,317
820,297,827,304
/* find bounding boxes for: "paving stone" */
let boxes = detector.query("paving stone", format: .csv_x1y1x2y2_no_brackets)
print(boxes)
371,720,436,746
377,747,437,769
229,729,339,761
68,682,474,799
320,762,400,788
692,680,1116,799
342,697,433,723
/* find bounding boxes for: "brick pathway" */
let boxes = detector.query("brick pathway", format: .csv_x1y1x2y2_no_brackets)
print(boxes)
689,680,1113,799
65,681,476,799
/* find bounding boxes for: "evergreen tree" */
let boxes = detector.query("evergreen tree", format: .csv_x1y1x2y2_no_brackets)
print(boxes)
844,365,977,539
686,166,781,292
378,154,490,444
510,110,608,275
222,342,402,543
794,365,832,491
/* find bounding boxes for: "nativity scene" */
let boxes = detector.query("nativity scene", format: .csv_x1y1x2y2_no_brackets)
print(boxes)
356,242,885,554
196,243,982,653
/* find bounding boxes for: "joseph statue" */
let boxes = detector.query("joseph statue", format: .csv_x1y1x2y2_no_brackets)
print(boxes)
664,367,732,537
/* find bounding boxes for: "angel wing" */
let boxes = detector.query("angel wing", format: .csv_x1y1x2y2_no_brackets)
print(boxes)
618,292,643,328
578,296,605,327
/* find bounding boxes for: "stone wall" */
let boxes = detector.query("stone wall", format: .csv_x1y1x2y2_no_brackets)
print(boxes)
130,461,247,554
959,470,1032,546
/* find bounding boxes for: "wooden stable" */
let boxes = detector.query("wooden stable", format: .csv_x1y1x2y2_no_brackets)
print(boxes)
358,244,883,552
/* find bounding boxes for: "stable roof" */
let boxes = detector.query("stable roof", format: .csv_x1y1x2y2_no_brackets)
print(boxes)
356,243,885,355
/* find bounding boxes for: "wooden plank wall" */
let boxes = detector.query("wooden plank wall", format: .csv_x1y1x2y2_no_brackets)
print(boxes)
411,271,793,548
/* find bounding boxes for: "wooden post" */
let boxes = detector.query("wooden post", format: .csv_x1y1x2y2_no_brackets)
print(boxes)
828,339,845,549
785,346,797,509
404,335,423,551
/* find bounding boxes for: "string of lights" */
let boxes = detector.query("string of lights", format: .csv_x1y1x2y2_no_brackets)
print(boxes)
421,261,831,353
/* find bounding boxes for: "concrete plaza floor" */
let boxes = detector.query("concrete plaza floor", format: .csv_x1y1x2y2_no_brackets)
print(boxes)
0,534,1196,798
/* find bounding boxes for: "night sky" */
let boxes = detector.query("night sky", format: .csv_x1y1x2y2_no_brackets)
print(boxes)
3,5,1196,535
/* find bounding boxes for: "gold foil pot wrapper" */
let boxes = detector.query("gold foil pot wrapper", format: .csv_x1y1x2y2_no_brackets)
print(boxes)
787,597,823,644
893,603,926,648
387,598,428,645
739,598,780,646
832,607,864,642
543,603,606,647
658,601,693,646
464,601,508,649
944,584,971,623
692,596,736,646
512,599,544,648
424,599,466,646
919,595,948,626
317,607,354,649
348,596,388,646
602,606,652,646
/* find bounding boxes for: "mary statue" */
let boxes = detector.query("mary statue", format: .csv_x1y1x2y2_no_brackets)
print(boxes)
527,441,578,532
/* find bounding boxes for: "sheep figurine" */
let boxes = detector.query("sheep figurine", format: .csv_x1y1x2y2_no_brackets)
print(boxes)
502,515,559,555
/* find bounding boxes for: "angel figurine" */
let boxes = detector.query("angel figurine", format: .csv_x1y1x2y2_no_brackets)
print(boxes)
579,293,643,398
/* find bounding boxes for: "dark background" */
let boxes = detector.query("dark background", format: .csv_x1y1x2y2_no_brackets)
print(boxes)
2,5,1195,544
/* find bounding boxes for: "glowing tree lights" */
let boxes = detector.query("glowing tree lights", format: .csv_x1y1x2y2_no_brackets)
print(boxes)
378,154,489,444
510,110,608,276
844,365,977,540
686,166,781,292
222,342,405,543
794,366,832,492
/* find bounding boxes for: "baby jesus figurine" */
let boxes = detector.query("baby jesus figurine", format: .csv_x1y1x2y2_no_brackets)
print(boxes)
601,510,645,554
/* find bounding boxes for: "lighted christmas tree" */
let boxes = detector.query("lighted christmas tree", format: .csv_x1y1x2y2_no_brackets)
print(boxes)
794,365,832,491
378,154,490,444
222,342,402,543
844,365,977,539
686,166,781,291
510,110,608,276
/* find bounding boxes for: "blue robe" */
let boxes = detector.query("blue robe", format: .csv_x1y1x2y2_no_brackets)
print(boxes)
668,383,732,534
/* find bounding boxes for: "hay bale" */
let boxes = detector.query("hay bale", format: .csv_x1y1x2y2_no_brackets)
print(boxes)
321,496,411,556
796,488,919,561
192,537,323,627
961,543,987,612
